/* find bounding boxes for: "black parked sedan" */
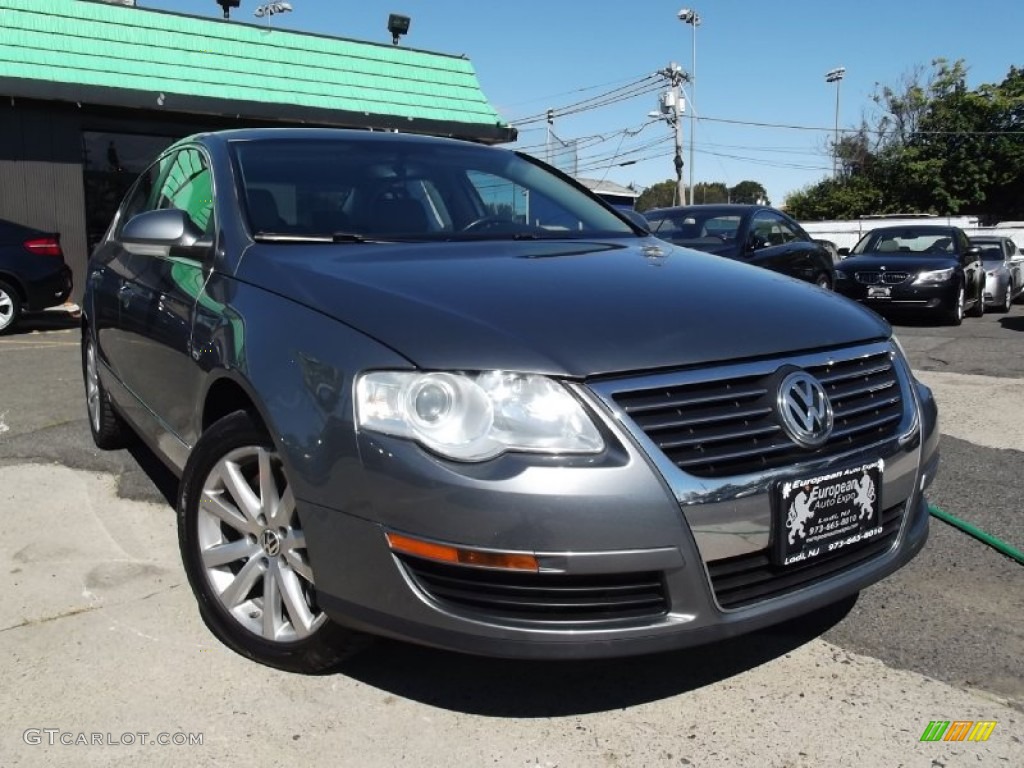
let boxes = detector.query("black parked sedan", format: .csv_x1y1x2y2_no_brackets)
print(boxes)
83,129,937,673
0,218,73,333
834,225,985,325
644,204,836,288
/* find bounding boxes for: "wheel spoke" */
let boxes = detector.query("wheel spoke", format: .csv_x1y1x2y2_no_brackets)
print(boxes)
262,565,283,640
200,491,255,535
202,537,259,568
258,448,280,517
268,483,294,528
283,548,314,583
218,555,264,608
219,459,263,525
275,560,315,637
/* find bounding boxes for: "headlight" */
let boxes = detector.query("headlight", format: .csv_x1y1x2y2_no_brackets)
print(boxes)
913,268,954,284
355,371,604,461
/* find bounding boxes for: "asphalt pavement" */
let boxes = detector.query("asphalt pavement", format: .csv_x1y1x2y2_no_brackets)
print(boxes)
0,308,1021,767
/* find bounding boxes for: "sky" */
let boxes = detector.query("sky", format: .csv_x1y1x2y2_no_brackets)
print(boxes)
141,0,1024,206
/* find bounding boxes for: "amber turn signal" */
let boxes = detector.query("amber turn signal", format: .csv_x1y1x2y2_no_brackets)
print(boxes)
386,532,539,571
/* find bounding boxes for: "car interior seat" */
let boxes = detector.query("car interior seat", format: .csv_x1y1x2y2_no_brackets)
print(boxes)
247,189,287,232
877,240,899,252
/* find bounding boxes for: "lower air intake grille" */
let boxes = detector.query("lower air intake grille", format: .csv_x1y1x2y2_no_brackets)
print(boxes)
400,557,668,624
706,502,904,609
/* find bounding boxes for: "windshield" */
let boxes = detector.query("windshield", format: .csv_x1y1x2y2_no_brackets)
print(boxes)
231,138,635,242
646,210,742,246
975,244,1005,263
851,228,957,256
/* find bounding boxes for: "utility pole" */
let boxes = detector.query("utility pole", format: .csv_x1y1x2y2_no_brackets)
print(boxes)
678,9,701,206
657,63,689,206
825,67,846,179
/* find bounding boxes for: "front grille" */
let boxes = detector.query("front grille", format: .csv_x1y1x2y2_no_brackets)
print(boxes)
399,557,668,624
609,347,905,478
856,271,910,285
706,502,904,608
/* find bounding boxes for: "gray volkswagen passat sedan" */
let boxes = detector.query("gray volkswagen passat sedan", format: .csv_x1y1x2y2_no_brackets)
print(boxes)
82,129,939,672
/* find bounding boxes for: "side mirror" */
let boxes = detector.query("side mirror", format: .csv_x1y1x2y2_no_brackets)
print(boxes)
838,247,850,257
620,209,650,232
121,209,206,256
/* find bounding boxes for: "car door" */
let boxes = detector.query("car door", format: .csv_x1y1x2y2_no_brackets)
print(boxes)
115,146,214,467
88,161,166,387
744,211,819,282
1006,238,1024,297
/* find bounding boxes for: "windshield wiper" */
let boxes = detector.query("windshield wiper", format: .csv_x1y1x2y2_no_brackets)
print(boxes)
252,232,379,244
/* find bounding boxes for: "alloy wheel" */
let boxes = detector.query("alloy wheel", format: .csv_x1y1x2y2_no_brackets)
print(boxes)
196,446,326,642
86,340,101,434
0,286,15,331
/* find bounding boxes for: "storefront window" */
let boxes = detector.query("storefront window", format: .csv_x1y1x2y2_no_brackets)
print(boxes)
82,131,175,249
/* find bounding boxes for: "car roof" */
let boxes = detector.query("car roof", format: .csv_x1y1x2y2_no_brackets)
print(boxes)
646,204,771,217
173,127,488,153
864,225,957,235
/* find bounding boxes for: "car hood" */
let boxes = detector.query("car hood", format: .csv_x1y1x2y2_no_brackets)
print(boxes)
236,237,889,377
837,253,958,272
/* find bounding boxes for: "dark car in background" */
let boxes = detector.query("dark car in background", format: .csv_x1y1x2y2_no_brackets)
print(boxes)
0,218,73,334
82,129,937,673
970,235,1024,312
834,225,985,325
644,204,836,288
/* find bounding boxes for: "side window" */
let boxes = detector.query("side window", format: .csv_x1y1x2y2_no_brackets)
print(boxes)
156,148,214,233
773,215,803,244
750,212,778,248
116,161,163,236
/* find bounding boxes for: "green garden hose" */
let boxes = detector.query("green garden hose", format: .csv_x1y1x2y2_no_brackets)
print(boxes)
929,504,1024,566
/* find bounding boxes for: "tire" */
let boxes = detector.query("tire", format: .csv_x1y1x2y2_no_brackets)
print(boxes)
997,281,1013,313
177,410,366,673
0,279,21,335
966,282,985,318
82,332,126,449
944,285,965,326
814,273,832,290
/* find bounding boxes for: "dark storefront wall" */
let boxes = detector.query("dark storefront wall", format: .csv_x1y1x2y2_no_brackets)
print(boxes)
0,102,89,303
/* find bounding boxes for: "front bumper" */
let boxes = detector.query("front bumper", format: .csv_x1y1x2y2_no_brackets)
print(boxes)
835,278,954,312
299,346,939,659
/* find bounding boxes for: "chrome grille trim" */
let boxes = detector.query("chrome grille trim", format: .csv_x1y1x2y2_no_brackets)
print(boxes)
855,271,910,285
587,341,910,480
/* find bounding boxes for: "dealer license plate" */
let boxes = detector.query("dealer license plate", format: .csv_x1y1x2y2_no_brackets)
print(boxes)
775,461,884,566
867,286,891,298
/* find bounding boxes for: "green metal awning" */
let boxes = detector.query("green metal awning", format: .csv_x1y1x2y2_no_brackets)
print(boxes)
0,0,515,143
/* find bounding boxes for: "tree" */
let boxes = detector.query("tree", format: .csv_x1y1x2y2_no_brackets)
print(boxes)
692,181,729,204
729,180,768,205
635,180,679,211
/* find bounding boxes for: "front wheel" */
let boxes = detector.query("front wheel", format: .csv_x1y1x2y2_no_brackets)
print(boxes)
966,282,985,318
177,410,367,673
82,334,126,449
814,273,832,290
997,281,1013,313
944,285,965,326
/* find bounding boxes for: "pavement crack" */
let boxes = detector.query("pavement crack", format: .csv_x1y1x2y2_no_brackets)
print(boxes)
0,604,100,633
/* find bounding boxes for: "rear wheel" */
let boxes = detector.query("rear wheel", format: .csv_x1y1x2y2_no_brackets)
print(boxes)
82,334,126,449
178,410,367,673
0,280,21,334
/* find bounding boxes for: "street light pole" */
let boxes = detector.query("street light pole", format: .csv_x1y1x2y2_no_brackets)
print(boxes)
825,67,845,179
678,9,700,204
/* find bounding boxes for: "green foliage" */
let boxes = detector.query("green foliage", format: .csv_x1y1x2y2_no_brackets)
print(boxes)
692,182,729,204
729,180,769,205
786,60,1024,222
635,180,680,211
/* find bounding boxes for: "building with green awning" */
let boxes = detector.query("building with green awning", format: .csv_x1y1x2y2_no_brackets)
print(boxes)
0,0,515,302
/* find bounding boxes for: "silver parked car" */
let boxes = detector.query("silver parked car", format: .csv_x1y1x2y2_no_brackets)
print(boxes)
971,236,1024,312
82,129,939,672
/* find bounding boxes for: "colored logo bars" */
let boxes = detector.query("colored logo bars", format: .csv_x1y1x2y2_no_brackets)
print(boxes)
920,721,997,742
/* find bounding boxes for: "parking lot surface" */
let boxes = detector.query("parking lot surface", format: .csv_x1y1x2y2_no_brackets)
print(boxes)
1,309,1022,767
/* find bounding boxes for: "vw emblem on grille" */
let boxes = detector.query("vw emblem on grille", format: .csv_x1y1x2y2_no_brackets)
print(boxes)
776,371,833,448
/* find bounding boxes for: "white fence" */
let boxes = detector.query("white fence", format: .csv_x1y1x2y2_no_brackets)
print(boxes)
799,217,1024,252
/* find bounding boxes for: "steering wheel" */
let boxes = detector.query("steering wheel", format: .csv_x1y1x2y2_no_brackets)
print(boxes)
460,215,509,233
